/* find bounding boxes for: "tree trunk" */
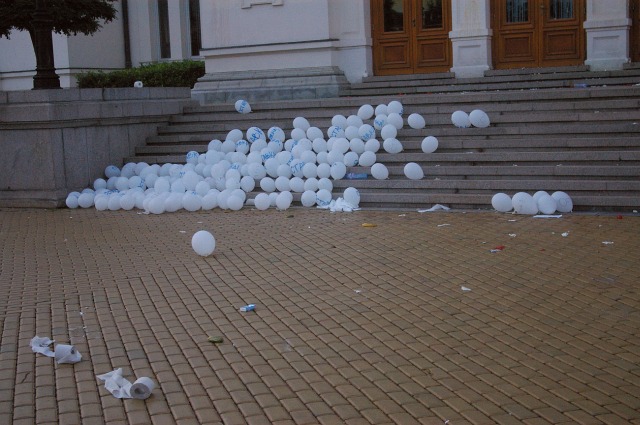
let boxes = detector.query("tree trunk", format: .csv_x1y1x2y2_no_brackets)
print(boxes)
30,0,60,89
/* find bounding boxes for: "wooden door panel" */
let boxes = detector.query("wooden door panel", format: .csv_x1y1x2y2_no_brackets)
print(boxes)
542,30,580,58
372,0,451,75
492,0,584,69
377,41,413,72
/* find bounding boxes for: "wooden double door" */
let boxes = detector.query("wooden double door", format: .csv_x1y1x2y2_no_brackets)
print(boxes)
371,0,452,75
492,0,585,69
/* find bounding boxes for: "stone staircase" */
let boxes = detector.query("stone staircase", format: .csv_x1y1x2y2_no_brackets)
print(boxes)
125,67,640,212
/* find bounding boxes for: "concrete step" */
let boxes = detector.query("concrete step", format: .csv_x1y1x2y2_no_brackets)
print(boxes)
123,82,640,212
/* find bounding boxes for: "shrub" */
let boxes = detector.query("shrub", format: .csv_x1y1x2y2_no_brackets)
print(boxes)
76,60,205,88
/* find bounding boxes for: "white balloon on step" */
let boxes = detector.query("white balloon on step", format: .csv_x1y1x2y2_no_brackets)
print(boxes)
407,113,426,129
491,193,512,212
537,194,557,215
404,162,424,180
357,104,374,120
552,191,573,213
469,109,490,128
371,163,389,180
451,111,471,128
421,136,439,153
512,192,538,215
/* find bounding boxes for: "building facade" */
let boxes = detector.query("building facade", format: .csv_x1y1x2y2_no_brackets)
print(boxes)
0,1,637,98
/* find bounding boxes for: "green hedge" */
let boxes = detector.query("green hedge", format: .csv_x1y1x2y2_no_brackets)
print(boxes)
76,60,205,88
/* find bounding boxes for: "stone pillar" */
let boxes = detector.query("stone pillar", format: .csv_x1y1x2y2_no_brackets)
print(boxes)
584,0,630,70
449,0,492,78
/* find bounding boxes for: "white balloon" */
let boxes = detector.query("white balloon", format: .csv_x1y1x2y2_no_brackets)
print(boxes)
192,230,216,256
375,104,388,116
533,191,550,203
115,177,129,192
275,192,292,210
186,151,200,165
313,138,328,153
78,193,95,208
364,138,380,153
387,113,404,130
346,115,363,128
371,163,389,180
94,195,108,211
226,129,243,143
452,110,471,128
316,189,332,207
105,165,120,178
119,194,135,210
343,151,359,167
306,127,324,141
277,163,293,178
65,194,79,209
317,177,333,192
275,176,291,192
183,192,202,211
265,127,283,142
537,194,557,215
201,192,219,210
165,192,183,212
404,162,424,180
260,177,276,193
195,180,211,196
358,124,375,141
302,162,318,179
387,100,404,115
304,177,320,192
380,124,397,140
343,187,360,207
227,195,244,211
512,192,538,215
349,138,365,155
291,128,306,141
373,114,387,131
235,140,250,154
469,109,490,128
358,151,376,167
491,193,512,212
552,191,573,213
316,162,331,179
149,197,165,214
234,99,251,114
293,116,310,131
208,139,223,151
301,190,317,207
332,138,350,154
407,113,426,129
108,194,122,211
330,162,347,180
331,114,348,129
345,126,360,141
421,136,439,153
254,193,270,210
240,176,255,192
383,138,403,154
94,178,107,191
289,177,305,193
357,104,375,120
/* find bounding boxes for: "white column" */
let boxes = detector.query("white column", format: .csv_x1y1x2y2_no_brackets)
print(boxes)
584,0,630,70
449,0,492,78
168,0,190,59
328,0,372,83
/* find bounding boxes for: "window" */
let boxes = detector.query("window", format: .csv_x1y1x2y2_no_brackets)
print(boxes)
506,0,529,23
158,0,171,59
189,0,202,56
549,0,573,19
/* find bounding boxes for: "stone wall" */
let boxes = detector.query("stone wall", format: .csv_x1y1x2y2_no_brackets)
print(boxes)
0,87,196,208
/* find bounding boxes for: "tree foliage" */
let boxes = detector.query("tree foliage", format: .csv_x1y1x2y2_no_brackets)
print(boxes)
0,0,118,39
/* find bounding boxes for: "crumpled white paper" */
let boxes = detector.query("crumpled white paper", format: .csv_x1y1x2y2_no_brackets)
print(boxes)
97,368,155,399
31,336,55,357
418,204,450,213
318,197,359,212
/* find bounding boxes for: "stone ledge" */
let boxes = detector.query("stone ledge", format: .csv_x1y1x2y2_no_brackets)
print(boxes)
191,67,349,104
4,87,192,105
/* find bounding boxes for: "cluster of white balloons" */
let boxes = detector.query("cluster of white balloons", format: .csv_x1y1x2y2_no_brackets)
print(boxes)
451,109,490,128
492,191,573,214
65,99,439,214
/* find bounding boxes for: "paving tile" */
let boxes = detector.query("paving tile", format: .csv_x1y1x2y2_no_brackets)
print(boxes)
1,209,639,424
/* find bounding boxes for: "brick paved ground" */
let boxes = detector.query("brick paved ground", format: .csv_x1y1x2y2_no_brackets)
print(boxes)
0,207,638,425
